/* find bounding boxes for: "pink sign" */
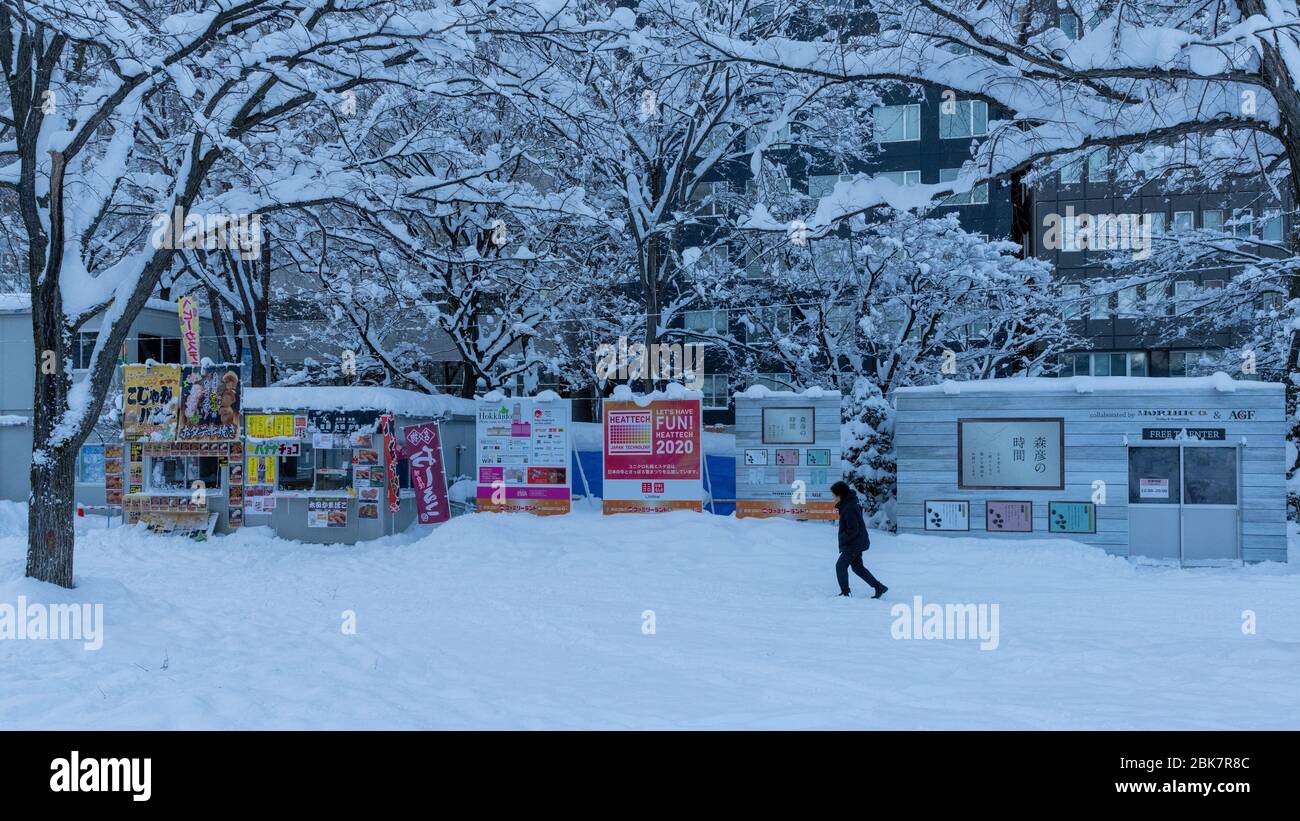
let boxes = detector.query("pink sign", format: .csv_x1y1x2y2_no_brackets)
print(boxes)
402,421,450,524
177,295,201,366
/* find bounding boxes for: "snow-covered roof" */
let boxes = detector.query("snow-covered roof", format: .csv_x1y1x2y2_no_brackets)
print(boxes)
243,386,477,417
897,373,1283,397
609,383,704,403
0,293,211,318
0,414,28,427
734,385,841,400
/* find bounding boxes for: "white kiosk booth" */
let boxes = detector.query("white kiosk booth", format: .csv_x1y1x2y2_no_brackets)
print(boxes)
894,375,1287,564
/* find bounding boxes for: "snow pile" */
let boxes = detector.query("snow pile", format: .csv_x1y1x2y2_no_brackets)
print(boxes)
900,373,1280,396
4,505,1296,729
734,385,841,400
244,386,477,418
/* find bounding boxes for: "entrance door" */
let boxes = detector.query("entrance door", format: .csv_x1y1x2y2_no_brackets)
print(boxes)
1181,446,1239,562
1126,444,1241,563
1127,446,1181,560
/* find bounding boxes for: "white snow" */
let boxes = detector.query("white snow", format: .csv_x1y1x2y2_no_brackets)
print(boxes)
734,385,841,400
1,501,1296,729
243,386,477,418
901,373,1280,396
0,415,28,427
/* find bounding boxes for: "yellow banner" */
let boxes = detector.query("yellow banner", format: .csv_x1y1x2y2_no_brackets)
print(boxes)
247,414,294,439
122,365,181,441
246,455,278,486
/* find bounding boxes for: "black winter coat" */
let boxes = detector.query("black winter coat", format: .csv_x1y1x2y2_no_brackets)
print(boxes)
836,495,870,553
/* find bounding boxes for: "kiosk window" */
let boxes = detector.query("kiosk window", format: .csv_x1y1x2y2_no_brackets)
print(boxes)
278,444,314,492
1184,448,1237,505
1128,447,1180,504
314,448,353,492
148,456,222,492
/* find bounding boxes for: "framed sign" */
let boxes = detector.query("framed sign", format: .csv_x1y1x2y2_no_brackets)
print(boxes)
743,448,768,466
986,500,1033,532
762,407,815,445
924,500,970,531
958,418,1064,490
1049,501,1096,534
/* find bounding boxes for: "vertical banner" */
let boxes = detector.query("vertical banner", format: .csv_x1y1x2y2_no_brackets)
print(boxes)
402,421,450,524
178,364,242,441
177,294,202,366
380,415,401,514
104,444,124,506
476,397,571,515
602,397,702,514
122,365,181,441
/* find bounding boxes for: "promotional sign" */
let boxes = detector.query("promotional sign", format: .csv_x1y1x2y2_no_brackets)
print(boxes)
247,414,295,439
402,421,451,524
986,500,1033,532
380,415,401,514
178,294,202,366
1049,501,1097,534
958,418,1064,490
307,498,348,528
104,444,124,506
924,500,970,531
1139,478,1169,499
308,411,379,437
1141,427,1226,441
178,364,242,441
123,365,181,440
476,398,571,515
246,454,278,486
735,392,841,520
602,397,702,514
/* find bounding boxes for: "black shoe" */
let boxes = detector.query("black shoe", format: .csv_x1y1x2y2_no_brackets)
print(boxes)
837,592,852,597
872,585,888,600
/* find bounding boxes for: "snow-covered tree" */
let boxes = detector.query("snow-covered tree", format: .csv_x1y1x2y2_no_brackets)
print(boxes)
0,0,502,587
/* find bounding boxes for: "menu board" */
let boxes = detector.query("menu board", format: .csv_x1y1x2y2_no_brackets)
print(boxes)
959,418,1063,490
985,500,1033,532
762,407,815,444
1048,501,1096,534
924,500,970,531
476,398,571,515
307,498,348,528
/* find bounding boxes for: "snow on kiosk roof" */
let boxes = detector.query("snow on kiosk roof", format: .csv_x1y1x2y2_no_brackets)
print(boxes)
894,372,1287,565
242,386,476,418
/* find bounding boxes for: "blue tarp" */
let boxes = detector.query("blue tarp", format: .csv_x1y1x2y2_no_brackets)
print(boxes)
570,451,735,516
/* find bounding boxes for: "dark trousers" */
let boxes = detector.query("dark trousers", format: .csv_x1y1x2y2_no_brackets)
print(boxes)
836,550,882,595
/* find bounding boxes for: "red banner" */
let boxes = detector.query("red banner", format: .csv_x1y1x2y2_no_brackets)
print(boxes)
380,414,401,514
401,421,450,524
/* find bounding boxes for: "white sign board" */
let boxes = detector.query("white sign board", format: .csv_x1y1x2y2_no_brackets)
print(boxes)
924,500,970,531
958,418,1064,489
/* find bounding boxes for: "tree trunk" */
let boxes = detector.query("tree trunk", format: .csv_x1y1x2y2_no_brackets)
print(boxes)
26,454,77,588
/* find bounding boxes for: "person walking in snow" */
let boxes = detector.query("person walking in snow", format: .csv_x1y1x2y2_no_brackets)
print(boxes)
831,481,887,599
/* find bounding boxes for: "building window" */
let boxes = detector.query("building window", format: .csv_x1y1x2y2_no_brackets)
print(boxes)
1059,351,1147,377
76,445,106,484
824,304,855,337
147,456,222,493
1117,286,1139,318
1169,350,1209,376
878,169,921,187
753,372,796,391
744,122,793,150
1202,209,1224,231
1147,212,1166,235
1174,280,1196,313
72,331,98,371
138,334,182,364
684,309,728,337
938,100,988,140
691,180,729,216
1262,209,1284,241
1059,159,1083,185
1061,283,1082,319
1173,210,1194,232
940,168,989,205
872,104,920,143
745,307,792,343
811,237,852,269
1231,208,1254,239
1089,291,1109,320
807,173,854,198
1086,149,1108,183
700,374,729,409
1059,13,1080,40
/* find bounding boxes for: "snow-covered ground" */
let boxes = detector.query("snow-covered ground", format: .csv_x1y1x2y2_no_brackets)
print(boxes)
1,501,1297,729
